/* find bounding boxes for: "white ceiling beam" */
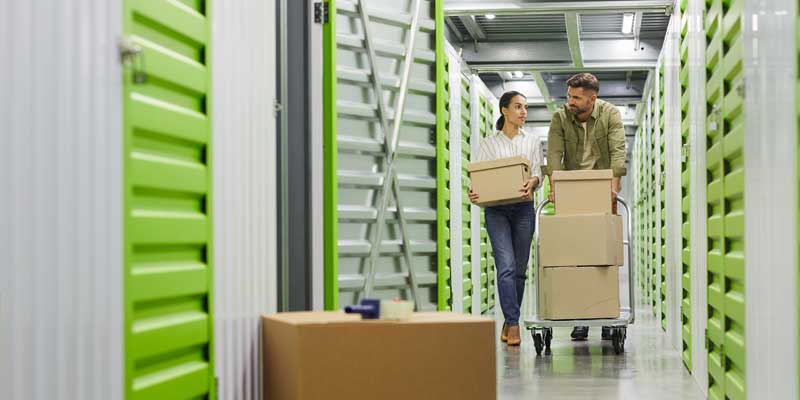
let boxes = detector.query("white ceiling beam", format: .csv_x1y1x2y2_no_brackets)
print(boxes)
444,17,464,42
471,62,657,73
443,0,675,16
458,15,486,41
564,12,584,68
633,11,644,50
532,72,557,112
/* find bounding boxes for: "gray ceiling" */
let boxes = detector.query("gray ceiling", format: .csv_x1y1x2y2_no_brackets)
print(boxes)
444,0,674,113
449,12,670,42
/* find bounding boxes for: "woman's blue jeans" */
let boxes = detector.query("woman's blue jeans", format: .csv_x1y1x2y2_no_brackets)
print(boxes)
484,201,535,326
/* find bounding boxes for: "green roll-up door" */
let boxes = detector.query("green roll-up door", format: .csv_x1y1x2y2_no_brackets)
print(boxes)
437,50,452,311
705,0,746,397
460,73,472,313
651,90,658,314
477,95,497,313
679,0,692,371
659,64,667,332
122,0,215,398
322,0,443,310
641,124,647,296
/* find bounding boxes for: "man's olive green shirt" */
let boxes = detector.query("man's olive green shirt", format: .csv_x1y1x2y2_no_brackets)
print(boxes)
543,99,627,177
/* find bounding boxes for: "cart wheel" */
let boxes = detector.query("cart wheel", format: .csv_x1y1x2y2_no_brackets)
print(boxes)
611,329,624,354
544,328,552,350
533,332,544,355
620,327,627,352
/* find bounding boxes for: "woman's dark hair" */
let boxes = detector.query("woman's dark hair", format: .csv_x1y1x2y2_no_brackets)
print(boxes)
495,91,527,130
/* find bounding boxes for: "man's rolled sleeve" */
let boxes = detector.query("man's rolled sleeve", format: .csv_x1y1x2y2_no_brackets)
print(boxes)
544,113,565,176
608,108,627,177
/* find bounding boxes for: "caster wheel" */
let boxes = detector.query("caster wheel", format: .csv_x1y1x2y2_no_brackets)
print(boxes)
544,328,552,350
533,332,544,355
612,328,625,354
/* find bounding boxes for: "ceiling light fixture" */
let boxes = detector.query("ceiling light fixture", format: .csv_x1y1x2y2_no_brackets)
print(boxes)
622,13,634,34
513,71,523,79
485,14,496,20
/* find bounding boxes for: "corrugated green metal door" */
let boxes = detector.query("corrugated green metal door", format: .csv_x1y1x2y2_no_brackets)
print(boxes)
679,0,692,370
323,0,442,310
484,97,498,311
460,74,473,313
476,94,497,313
122,0,215,398
705,0,746,397
437,43,451,310
641,106,648,302
650,90,658,313
659,64,667,332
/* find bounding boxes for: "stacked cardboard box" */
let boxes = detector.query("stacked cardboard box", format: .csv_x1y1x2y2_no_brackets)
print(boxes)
538,170,623,320
261,311,496,400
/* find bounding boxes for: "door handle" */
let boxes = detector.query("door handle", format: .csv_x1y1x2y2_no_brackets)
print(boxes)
118,37,148,85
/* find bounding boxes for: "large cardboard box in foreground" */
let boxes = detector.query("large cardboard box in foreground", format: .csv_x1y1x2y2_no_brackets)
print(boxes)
468,156,531,207
538,266,620,320
538,214,624,267
262,311,495,400
552,169,613,215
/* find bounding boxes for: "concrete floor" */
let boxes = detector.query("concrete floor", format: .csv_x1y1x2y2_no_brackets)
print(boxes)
495,280,705,399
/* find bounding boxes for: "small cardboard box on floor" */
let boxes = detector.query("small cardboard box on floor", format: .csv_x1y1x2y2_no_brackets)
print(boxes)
468,156,531,207
261,311,496,400
538,169,622,320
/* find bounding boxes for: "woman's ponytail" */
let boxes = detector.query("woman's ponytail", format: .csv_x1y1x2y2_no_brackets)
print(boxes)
495,115,505,131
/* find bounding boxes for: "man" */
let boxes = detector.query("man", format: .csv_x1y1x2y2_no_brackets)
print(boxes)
543,73,627,341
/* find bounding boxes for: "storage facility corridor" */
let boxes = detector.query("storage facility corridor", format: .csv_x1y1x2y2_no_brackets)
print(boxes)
2,0,798,399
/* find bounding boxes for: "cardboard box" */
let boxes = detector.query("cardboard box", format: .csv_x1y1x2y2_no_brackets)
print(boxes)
538,214,623,267
538,266,620,320
552,169,613,215
262,311,496,400
468,156,531,207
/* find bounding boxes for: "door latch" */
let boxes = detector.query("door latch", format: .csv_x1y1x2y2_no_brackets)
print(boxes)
314,2,329,24
707,103,721,132
681,143,690,164
118,38,147,84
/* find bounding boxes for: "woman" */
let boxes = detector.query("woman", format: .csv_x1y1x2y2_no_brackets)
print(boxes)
469,91,543,346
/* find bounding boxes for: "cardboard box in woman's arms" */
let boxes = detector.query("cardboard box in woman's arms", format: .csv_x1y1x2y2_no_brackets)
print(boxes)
468,156,531,207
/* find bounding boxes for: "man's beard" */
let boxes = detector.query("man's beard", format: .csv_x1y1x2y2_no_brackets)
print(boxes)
569,105,587,115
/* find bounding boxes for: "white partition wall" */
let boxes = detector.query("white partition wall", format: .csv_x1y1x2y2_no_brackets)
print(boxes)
212,0,279,398
686,0,708,392
0,2,124,399
742,0,798,397
446,42,465,312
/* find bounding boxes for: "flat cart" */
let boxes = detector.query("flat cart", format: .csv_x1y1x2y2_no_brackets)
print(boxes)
523,196,635,355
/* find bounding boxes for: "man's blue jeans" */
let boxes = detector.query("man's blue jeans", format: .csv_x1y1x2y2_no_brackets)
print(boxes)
484,201,535,326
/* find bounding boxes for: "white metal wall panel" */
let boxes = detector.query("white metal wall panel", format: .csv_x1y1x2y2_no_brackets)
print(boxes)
212,1,279,399
446,43,464,313
663,8,683,352
0,2,124,400
687,0,708,392
743,0,798,397
309,0,325,311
